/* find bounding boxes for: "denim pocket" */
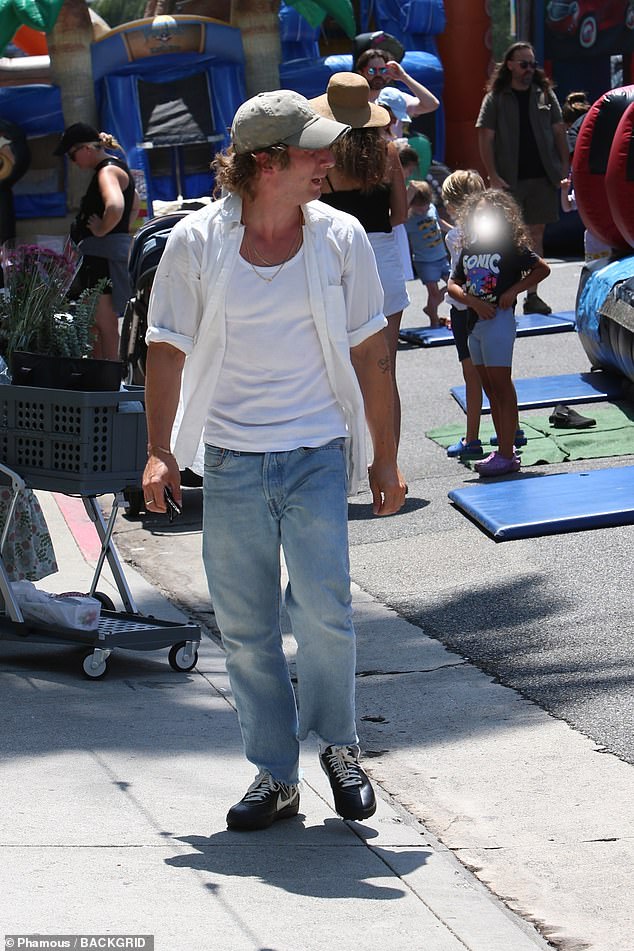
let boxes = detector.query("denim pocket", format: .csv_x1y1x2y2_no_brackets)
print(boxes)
298,438,346,455
204,445,229,470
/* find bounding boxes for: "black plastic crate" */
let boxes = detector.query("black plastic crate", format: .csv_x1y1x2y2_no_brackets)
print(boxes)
0,385,147,494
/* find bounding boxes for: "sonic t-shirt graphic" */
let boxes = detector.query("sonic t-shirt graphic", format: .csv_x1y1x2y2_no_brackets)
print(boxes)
452,244,539,304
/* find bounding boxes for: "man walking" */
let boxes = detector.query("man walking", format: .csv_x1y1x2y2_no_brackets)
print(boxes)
142,90,406,831
476,41,569,315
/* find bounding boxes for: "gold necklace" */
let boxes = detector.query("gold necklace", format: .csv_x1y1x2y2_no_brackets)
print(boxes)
242,226,302,283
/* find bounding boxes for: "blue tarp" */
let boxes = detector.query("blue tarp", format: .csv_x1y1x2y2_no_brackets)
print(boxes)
577,256,634,342
0,84,65,217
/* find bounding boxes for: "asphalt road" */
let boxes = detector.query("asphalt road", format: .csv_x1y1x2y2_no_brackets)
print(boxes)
113,256,634,766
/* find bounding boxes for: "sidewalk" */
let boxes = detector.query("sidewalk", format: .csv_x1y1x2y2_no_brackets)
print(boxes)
0,491,552,951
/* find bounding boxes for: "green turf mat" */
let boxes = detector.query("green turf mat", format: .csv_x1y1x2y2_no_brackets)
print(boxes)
426,403,634,468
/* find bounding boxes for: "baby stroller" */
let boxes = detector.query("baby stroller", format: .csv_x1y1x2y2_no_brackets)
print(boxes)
119,211,202,515
119,211,190,385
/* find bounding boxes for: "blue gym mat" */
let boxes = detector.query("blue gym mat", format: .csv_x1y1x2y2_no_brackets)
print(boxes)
451,370,625,414
448,465,634,540
399,311,576,347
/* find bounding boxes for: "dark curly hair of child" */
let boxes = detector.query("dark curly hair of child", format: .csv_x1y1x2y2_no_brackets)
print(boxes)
457,188,531,251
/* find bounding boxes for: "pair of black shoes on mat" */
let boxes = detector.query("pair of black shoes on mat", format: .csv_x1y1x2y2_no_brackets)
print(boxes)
549,404,596,429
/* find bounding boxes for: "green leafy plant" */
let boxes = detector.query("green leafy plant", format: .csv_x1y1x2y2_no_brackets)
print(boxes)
0,241,106,362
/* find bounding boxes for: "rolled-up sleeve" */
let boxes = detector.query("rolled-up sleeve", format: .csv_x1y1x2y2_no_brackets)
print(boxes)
145,223,204,355
341,219,387,348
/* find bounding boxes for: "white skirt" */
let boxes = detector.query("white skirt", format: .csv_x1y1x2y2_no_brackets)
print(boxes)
368,230,411,317
394,222,414,282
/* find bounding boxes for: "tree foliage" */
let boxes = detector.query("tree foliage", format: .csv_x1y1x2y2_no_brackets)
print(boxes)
489,0,514,60
91,0,146,27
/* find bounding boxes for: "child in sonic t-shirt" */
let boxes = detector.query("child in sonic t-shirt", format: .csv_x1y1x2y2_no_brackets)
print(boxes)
447,189,550,477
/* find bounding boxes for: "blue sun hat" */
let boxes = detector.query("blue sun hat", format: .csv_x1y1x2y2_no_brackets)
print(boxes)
377,88,409,123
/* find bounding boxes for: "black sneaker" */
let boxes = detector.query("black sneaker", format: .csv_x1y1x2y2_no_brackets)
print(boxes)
523,293,552,315
226,771,300,831
320,745,377,821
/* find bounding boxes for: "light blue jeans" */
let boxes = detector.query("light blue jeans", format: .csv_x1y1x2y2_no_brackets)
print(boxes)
202,439,358,785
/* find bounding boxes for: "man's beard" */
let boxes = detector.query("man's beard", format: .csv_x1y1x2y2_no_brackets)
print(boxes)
369,76,386,91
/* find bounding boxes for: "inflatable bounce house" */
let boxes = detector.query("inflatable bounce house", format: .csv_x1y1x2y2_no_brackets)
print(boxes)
537,0,634,255
0,0,491,229
279,0,446,159
91,16,245,211
0,14,246,227
572,86,634,385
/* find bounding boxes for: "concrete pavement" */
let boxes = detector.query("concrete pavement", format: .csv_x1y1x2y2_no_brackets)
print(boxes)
0,489,553,951
2,260,633,950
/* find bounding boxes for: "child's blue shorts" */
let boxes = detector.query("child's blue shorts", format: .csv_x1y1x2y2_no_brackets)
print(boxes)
413,257,450,283
467,307,516,367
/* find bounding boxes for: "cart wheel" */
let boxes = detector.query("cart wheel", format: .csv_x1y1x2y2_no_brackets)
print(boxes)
93,591,116,611
168,641,199,672
82,651,108,679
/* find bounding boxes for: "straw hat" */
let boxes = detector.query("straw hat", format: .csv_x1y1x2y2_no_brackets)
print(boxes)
310,73,390,129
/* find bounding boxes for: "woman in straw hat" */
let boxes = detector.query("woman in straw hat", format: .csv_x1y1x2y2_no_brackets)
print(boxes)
311,73,409,448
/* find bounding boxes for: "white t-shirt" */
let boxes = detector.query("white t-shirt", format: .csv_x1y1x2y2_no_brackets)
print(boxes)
445,227,467,311
204,247,347,452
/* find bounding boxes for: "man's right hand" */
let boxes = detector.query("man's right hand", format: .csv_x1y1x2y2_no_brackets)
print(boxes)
143,450,182,514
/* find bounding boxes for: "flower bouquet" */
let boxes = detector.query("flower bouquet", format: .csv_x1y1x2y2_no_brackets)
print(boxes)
0,239,105,361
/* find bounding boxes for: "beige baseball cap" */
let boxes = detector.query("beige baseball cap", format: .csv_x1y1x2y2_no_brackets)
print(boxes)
231,89,350,154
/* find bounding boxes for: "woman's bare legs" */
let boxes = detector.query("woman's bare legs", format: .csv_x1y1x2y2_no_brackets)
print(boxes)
384,310,404,448
92,293,120,361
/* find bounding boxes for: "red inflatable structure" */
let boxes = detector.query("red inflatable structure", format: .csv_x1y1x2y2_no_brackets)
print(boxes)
605,100,634,248
572,85,634,250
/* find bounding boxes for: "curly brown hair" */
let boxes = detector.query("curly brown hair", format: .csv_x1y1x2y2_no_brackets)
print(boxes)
331,128,387,192
457,188,531,251
212,144,291,199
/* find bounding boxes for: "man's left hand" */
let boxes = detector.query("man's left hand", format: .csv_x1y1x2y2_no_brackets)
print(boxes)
368,460,407,516
386,61,405,82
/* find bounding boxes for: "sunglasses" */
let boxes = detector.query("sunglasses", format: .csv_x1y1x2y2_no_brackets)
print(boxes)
514,59,537,70
367,66,389,76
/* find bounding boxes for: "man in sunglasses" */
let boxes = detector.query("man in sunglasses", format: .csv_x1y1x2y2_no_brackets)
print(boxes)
355,49,438,127
476,42,569,316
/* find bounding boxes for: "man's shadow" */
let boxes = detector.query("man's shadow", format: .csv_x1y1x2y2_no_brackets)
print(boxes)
165,819,432,901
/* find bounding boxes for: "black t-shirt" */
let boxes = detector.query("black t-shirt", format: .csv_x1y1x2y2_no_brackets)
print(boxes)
514,88,546,179
452,241,540,304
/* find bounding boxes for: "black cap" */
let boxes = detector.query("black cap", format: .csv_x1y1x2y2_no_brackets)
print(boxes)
352,32,405,69
53,122,100,156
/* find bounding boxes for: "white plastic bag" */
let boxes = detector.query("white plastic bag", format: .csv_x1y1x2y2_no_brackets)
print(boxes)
11,581,101,630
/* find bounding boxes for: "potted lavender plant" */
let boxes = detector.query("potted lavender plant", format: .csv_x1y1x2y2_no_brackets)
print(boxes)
0,240,120,390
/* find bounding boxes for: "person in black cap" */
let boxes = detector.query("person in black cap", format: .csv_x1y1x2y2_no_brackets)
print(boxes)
54,122,139,360
355,48,439,122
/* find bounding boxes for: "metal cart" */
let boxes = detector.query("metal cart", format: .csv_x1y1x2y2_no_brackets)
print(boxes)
0,384,201,679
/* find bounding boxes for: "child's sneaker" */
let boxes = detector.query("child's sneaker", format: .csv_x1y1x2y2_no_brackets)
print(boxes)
446,437,484,458
474,451,521,477
490,429,527,448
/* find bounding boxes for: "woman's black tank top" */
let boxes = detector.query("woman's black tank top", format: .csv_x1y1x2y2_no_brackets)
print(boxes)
319,179,392,234
74,157,135,240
